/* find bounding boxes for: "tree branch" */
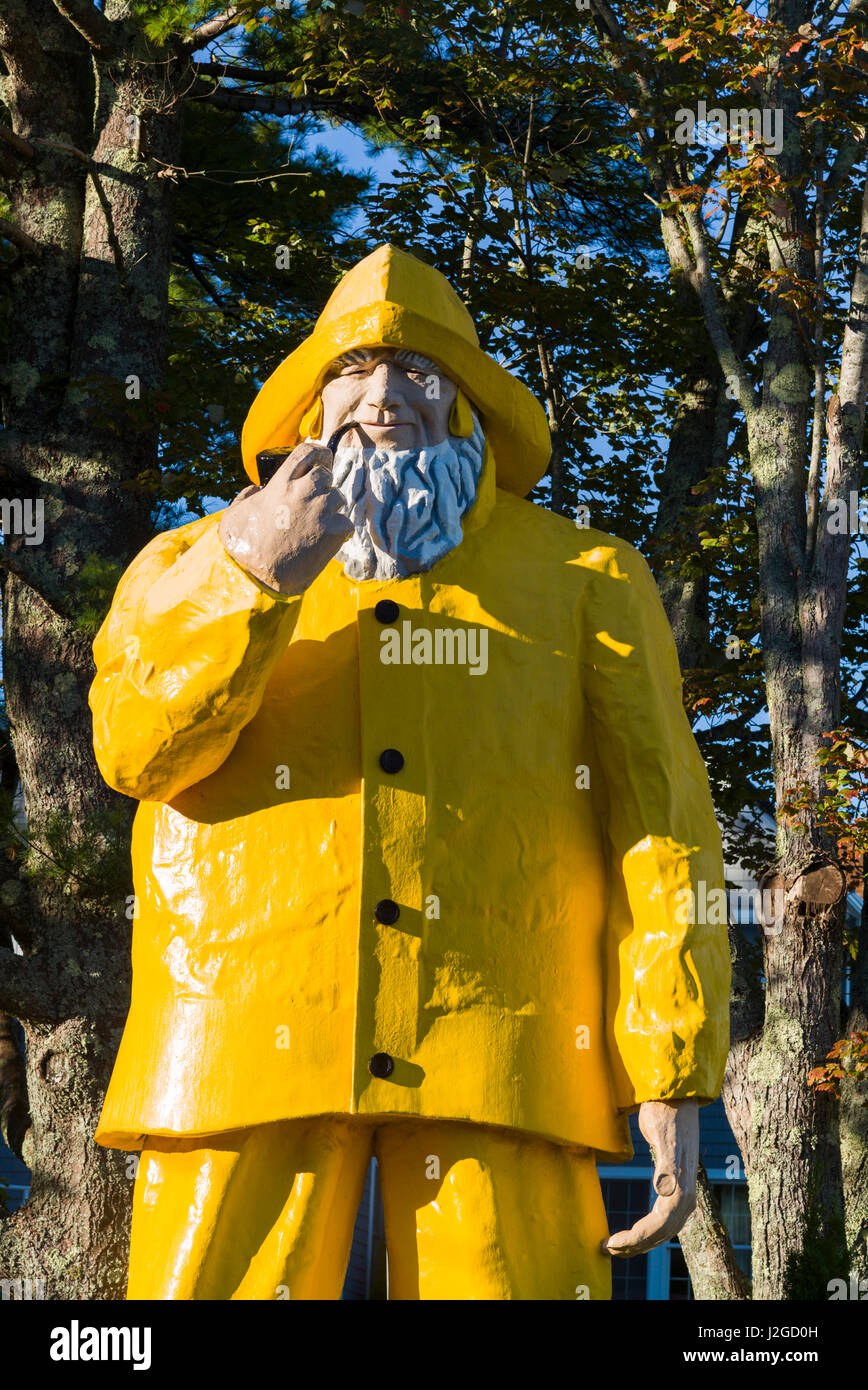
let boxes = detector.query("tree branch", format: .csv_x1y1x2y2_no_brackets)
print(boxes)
174,238,239,316
88,167,128,290
588,2,693,277
806,105,826,567
694,710,767,744
835,166,868,410
192,60,289,84
30,135,91,164
826,130,868,207
678,1162,752,1299
194,85,327,119
590,0,650,94
183,3,263,50
17,136,130,290
0,545,72,619
0,124,36,161
816,0,851,34
681,202,757,420
849,855,868,1026
2,133,126,285
0,218,40,256
818,167,868,540
155,158,311,186
49,0,119,55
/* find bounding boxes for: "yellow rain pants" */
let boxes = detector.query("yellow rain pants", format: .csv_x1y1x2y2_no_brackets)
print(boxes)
127,1116,611,1301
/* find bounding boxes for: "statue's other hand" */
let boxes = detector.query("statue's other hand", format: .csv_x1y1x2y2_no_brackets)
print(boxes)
218,441,354,596
600,1099,699,1258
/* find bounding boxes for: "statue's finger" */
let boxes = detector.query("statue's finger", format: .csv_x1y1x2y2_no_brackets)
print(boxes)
602,1199,683,1256
282,442,333,481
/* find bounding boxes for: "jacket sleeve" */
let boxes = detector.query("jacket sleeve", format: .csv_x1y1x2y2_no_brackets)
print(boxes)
89,513,302,803
577,539,731,1108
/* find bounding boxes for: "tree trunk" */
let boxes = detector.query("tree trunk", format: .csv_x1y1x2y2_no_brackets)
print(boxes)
743,406,849,1297
747,862,847,1298
826,171,868,1279
0,5,184,1298
678,1163,751,1300
650,366,721,669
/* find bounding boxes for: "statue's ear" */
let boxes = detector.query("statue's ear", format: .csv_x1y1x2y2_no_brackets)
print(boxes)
299,396,324,439
448,388,474,438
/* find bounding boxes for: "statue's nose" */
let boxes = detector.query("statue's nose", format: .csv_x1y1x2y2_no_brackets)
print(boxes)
363,362,403,411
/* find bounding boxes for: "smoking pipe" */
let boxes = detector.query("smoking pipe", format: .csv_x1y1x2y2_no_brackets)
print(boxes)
255,421,361,488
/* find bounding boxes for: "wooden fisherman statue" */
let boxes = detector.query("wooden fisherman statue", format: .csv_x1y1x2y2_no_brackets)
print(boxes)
90,245,730,1300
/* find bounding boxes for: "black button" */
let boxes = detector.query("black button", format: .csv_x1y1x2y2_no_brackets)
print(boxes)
375,898,400,925
379,748,405,774
374,599,399,623
368,1052,395,1079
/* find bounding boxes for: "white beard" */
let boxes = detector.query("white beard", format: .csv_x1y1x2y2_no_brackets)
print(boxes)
327,413,486,581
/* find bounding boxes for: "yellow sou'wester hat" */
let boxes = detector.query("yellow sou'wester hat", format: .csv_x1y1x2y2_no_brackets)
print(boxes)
240,243,551,496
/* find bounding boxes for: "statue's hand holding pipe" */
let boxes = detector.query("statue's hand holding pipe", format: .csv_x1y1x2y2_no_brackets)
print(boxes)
600,1099,699,1257
218,424,358,596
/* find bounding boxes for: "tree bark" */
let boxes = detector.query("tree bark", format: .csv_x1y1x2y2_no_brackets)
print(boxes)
678,1163,752,1299
0,0,185,1298
650,367,719,670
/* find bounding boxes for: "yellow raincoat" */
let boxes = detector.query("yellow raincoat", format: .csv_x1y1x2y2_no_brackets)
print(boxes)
90,246,730,1165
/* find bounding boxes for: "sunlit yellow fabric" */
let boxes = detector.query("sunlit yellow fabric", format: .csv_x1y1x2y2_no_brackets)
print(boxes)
239,244,551,496
127,1116,611,1300
90,445,730,1161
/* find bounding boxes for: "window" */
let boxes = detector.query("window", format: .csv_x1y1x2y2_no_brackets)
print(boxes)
602,1174,751,1298
712,1182,752,1278
600,1178,650,1300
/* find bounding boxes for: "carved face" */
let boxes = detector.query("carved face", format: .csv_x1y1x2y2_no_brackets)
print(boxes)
319,347,459,451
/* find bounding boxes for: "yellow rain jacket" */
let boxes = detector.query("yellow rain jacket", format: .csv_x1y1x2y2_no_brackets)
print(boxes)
90,246,730,1161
